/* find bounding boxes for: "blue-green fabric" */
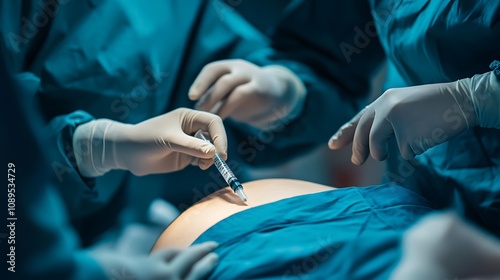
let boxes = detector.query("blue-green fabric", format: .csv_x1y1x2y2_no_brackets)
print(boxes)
194,183,435,279
369,0,500,236
1,48,106,280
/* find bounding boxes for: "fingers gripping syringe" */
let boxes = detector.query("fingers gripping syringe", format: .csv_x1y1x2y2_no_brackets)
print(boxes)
195,130,248,202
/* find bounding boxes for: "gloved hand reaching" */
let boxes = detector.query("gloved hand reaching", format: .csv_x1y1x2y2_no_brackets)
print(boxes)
73,108,227,177
329,71,500,164
189,59,306,130
93,241,219,280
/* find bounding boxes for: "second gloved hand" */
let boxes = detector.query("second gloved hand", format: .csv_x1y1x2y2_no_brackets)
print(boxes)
73,108,227,177
188,59,306,130
93,241,219,280
329,71,500,164
329,80,475,164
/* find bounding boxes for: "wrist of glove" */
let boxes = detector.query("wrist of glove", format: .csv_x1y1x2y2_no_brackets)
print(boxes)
73,119,131,178
456,71,500,129
258,65,307,130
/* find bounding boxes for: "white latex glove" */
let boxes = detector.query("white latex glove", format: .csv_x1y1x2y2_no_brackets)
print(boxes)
188,59,306,130
93,241,219,280
391,213,500,280
73,108,227,177
329,71,500,165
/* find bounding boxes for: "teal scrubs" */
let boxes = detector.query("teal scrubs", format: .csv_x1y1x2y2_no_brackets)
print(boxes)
1,0,271,243
372,0,500,236
1,51,106,280
247,0,500,236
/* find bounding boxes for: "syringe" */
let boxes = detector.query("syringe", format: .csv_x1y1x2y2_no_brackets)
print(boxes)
194,130,248,202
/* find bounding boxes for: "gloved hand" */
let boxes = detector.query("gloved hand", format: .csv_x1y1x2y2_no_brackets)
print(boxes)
73,108,227,177
93,241,219,280
188,59,306,130
329,71,500,165
390,213,500,280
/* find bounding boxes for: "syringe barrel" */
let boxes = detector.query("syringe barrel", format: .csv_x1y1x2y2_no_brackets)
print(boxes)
213,153,239,189
195,130,241,191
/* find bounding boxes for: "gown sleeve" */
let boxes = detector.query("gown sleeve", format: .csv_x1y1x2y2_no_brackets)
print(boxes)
2,59,107,280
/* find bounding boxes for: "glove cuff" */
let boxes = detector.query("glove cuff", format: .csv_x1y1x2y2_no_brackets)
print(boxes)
73,119,127,177
458,71,500,129
261,65,307,130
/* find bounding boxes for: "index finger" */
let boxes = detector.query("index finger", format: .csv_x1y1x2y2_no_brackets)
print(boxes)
206,115,228,161
182,110,228,160
328,107,367,150
169,242,219,279
189,62,231,101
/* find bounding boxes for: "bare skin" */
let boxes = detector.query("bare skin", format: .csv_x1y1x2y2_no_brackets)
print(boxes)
151,179,335,250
